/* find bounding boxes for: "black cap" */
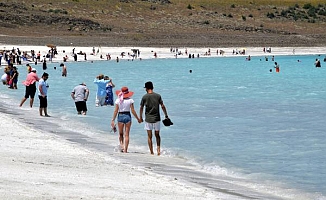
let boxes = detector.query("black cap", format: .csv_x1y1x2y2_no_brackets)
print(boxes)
144,81,153,89
162,118,173,126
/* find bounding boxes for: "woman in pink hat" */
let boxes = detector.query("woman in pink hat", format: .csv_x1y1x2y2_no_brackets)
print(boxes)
111,87,140,153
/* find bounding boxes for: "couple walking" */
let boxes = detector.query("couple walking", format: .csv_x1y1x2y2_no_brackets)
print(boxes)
111,81,169,155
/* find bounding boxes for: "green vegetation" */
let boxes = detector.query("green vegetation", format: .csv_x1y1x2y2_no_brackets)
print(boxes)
268,3,326,22
187,4,194,9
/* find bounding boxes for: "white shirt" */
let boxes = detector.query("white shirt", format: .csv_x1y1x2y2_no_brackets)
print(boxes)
38,78,48,96
1,73,7,81
115,98,134,112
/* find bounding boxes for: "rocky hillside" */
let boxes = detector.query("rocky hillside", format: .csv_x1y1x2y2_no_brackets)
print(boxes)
0,0,326,47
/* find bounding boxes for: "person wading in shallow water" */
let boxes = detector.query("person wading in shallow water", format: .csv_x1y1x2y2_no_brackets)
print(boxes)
315,58,321,68
19,68,39,108
71,83,89,115
60,63,67,77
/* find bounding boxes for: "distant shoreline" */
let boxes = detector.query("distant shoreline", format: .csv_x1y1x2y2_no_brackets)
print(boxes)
1,43,325,65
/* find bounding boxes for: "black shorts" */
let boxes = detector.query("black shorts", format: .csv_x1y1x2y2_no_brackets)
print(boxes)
38,95,47,108
75,101,87,112
24,84,36,98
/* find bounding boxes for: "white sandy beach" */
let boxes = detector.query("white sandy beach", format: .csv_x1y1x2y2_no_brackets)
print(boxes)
0,44,326,199
0,112,221,200
1,44,326,64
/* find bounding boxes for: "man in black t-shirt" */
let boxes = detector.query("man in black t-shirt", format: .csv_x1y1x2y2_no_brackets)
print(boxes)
139,81,169,156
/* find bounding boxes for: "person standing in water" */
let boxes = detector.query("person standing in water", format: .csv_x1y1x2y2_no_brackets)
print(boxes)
20,68,39,107
42,59,47,70
315,58,321,68
60,63,67,76
71,83,89,115
94,74,110,106
274,62,280,72
104,76,115,106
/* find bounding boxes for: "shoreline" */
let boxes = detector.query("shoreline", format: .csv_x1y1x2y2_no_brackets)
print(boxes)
0,109,218,199
1,43,325,199
0,95,313,200
1,44,326,65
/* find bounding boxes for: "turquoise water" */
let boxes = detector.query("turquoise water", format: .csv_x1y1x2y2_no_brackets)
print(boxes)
1,54,326,199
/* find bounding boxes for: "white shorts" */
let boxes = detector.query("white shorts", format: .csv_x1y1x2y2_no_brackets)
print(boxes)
144,121,160,131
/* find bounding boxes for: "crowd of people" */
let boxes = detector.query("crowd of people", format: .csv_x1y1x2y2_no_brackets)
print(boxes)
1,49,171,155
5,45,324,156
1,63,19,89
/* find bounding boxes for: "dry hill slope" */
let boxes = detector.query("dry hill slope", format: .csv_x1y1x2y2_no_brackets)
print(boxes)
0,0,326,47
